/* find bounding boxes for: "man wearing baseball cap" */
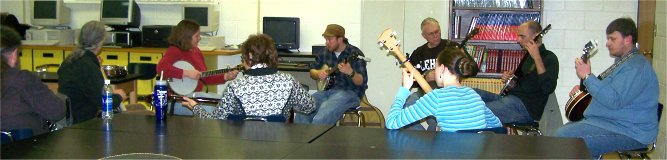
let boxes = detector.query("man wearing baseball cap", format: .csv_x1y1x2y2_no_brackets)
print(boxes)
295,24,368,125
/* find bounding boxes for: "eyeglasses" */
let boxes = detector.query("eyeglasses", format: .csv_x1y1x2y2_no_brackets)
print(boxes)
422,30,441,37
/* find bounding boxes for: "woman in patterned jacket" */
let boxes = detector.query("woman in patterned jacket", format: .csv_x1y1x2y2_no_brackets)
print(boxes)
386,48,502,132
182,34,315,120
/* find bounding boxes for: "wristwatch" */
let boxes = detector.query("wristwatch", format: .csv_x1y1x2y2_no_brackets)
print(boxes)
583,73,593,80
348,71,356,78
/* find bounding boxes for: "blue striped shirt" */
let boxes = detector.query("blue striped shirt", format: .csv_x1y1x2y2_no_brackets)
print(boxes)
386,86,502,132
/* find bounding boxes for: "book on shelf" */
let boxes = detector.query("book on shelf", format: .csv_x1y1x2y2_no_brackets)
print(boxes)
454,16,461,39
468,16,479,35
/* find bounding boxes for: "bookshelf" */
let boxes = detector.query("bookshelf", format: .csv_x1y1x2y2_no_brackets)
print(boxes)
450,0,542,93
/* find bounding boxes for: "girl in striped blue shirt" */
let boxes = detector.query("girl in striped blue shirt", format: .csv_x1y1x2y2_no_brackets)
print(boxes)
386,48,502,132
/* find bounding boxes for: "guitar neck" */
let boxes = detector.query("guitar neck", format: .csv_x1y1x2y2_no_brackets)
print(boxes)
201,68,236,78
404,61,433,93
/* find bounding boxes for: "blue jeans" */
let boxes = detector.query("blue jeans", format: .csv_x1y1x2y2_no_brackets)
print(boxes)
402,91,438,131
473,88,533,123
555,121,647,157
294,89,361,125
172,92,220,116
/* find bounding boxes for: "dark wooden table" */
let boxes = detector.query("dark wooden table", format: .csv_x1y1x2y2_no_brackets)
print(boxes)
70,114,334,143
1,114,334,159
286,127,592,159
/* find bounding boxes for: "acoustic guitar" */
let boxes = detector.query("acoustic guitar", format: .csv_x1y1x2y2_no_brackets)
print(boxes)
378,29,432,93
498,24,552,96
316,51,366,91
564,40,599,121
167,60,243,95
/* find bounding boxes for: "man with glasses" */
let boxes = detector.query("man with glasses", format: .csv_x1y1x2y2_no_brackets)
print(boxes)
402,17,461,130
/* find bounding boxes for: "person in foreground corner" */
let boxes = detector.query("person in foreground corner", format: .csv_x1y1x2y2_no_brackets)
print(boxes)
1,26,65,136
473,20,559,124
386,47,502,132
555,18,659,157
181,34,316,121
294,24,368,125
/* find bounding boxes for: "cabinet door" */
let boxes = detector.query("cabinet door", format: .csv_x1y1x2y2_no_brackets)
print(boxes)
100,51,129,67
33,49,64,72
19,49,33,71
129,52,163,96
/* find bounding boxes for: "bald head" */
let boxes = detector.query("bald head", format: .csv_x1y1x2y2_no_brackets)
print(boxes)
521,20,542,35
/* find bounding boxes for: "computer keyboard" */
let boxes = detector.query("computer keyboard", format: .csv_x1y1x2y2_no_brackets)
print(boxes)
199,46,216,51
22,40,59,46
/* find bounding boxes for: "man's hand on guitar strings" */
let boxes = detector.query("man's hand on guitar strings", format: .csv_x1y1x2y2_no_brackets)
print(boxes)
317,68,329,80
338,62,353,75
569,85,581,97
183,69,202,79
402,68,416,89
501,71,513,83
574,58,592,79
525,40,541,61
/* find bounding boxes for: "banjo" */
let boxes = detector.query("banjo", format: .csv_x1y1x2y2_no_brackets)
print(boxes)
316,51,366,91
564,40,600,121
168,60,243,95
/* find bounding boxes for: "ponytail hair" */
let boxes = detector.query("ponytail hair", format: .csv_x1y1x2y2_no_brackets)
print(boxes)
436,48,476,81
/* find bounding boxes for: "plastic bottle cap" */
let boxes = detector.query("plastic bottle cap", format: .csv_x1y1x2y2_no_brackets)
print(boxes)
104,79,111,84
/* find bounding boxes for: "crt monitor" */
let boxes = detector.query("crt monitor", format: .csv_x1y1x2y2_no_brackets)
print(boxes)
182,5,219,33
31,0,70,26
263,17,299,52
100,0,141,30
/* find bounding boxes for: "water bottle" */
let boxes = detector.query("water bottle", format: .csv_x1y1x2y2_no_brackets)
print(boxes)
101,80,113,119
153,80,168,121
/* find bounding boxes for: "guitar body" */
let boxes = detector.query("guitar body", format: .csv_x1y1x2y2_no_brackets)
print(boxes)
498,75,518,96
169,61,199,95
565,91,591,121
316,64,335,91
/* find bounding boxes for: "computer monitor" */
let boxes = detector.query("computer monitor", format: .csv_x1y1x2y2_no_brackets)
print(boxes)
182,5,219,33
100,0,141,30
262,17,299,52
31,0,70,26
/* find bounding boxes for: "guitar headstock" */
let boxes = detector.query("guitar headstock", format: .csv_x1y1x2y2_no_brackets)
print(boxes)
581,40,599,62
377,28,406,61
533,24,552,42
459,27,480,49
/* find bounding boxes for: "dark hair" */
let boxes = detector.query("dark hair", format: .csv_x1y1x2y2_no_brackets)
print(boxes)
1,12,29,39
1,25,22,70
606,17,637,44
168,20,200,51
241,34,278,68
523,20,542,35
436,48,475,81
